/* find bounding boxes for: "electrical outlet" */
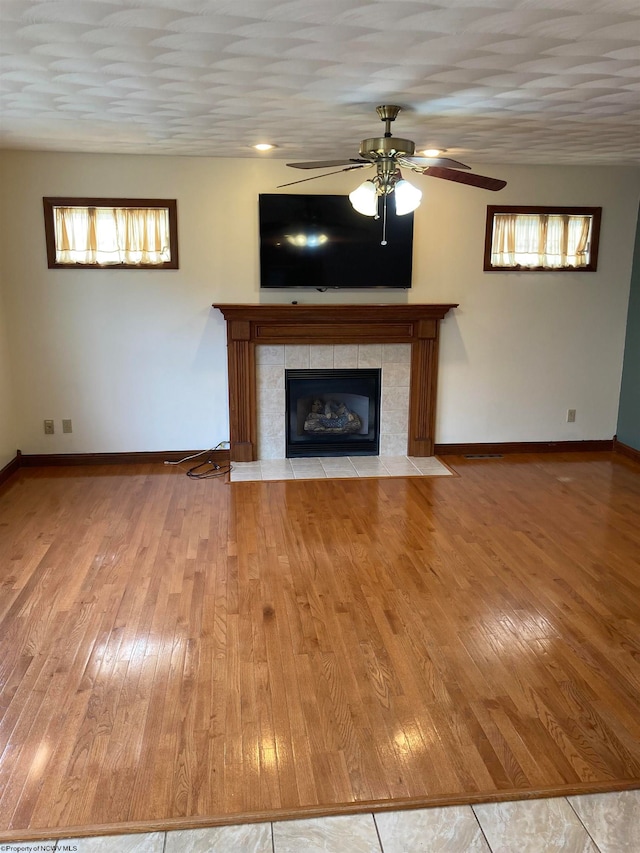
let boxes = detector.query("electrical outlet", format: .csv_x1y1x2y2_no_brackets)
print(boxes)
44,419,54,435
567,409,576,423
62,419,72,434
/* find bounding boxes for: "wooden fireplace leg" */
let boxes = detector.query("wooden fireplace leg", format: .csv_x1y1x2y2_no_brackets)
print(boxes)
226,320,257,462
408,319,439,457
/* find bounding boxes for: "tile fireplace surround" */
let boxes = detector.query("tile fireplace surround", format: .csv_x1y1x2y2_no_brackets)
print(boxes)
213,304,457,462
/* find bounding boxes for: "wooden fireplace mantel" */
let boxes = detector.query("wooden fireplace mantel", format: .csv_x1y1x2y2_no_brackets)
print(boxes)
213,303,458,461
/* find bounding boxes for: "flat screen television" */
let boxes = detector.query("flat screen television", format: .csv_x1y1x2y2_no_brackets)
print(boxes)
259,193,413,289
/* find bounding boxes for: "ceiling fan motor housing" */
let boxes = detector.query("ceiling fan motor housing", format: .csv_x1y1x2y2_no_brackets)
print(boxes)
359,136,416,159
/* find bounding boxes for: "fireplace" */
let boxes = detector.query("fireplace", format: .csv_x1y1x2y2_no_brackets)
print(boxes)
213,304,458,461
286,368,382,457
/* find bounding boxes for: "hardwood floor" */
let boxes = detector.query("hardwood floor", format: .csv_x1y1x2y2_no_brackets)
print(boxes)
0,452,639,841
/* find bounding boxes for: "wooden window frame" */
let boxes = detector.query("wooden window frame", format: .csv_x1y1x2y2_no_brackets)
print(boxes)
43,197,179,269
483,205,602,272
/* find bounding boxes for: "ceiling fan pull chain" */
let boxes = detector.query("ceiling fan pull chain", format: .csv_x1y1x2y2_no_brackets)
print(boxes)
381,193,388,246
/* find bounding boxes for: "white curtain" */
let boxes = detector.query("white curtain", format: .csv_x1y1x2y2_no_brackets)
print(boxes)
54,206,171,265
491,213,593,269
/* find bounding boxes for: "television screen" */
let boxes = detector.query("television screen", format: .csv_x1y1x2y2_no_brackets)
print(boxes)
259,194,413,289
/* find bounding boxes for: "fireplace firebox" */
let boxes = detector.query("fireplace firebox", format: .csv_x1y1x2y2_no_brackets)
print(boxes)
286,368,381,457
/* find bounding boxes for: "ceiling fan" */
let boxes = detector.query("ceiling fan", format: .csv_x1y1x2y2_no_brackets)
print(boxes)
281,105,507,218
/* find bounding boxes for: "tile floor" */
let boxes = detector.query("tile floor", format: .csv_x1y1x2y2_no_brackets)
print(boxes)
11,790,639,852
229,455,453,482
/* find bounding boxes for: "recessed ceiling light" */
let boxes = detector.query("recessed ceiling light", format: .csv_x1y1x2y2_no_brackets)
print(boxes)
421,148,442,157
254,143,276,151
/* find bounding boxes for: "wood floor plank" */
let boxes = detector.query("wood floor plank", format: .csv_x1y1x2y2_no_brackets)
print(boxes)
0,453,639,840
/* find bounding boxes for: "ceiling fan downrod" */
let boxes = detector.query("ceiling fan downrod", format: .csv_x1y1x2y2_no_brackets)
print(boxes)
376,104,402,137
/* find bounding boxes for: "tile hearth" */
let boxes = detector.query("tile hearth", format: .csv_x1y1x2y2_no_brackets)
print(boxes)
229,455,453,482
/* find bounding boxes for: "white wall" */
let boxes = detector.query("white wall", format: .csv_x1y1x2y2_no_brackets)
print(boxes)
422,165,640,442
0,149,638,453
0,267,17,468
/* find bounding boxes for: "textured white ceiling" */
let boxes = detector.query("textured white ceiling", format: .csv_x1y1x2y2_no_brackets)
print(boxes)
1,0,639,165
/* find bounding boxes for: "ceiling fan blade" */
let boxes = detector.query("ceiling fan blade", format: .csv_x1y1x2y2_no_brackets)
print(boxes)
421,166,506,191
277,164,368,188
400,156,470,170
286,158,369,169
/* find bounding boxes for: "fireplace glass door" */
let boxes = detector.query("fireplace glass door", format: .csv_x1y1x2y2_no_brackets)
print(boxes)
285,368,381,457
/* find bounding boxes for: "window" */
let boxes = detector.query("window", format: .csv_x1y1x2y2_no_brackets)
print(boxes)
484,206,601,272
43,198,179,269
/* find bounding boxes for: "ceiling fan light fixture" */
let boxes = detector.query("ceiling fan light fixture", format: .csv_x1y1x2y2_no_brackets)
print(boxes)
349,180,378,216
421,148,442,157
394,179,422,215
254,142,275,151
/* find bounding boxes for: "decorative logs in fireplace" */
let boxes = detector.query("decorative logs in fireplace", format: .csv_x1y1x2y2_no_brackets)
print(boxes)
304,401,361,435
